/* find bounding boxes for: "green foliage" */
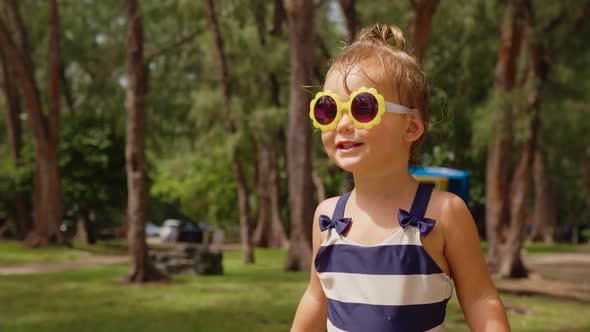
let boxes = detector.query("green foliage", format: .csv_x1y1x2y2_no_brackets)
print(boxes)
59,112,127,218
0,137,34,222
2,0,590,235
150,136,237,226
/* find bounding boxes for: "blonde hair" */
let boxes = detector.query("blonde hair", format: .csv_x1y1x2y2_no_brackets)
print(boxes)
328,23,430,166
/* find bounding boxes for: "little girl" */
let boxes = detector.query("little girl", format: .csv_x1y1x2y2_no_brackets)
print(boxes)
290,23,510,332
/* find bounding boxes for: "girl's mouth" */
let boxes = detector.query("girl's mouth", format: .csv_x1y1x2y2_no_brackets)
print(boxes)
337,142,364,151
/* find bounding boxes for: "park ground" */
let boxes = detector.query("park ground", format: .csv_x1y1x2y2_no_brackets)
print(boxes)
0,240,589,332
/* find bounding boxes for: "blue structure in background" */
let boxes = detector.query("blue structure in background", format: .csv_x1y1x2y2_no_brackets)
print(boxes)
410,166,470,204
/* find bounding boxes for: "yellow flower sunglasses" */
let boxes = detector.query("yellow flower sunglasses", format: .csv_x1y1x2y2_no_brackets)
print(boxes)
309,87,418,132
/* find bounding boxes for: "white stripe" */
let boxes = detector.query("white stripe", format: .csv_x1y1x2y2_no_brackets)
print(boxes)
327,318,346,332
318,272,452,306
323,226,421,247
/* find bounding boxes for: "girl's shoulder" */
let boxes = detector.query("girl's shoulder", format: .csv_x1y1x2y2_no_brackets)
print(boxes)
312,195,346,239
427,189,475,233
314,195,343,218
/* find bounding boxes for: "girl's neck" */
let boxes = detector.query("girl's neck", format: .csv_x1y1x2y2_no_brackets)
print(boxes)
352,166,418,202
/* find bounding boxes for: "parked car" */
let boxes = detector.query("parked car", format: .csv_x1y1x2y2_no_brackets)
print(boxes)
95,216,118,240
159,219,215,243
145,222,161,238
160,219,181,242
177,220,203,243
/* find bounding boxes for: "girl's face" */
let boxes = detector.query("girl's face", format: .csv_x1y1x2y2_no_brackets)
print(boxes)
320,66,422,176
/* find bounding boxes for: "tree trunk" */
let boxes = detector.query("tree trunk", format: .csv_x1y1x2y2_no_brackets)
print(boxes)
205,0,254,264
75,217,89,244
74,209,97,245
232,160,254,263
0,48,31,240
485,0,525,275
268,144,288,247
253,144,288,248
409,0,440,64
581,154,590,209
253,146,270,246
124,0,167,283
338,0,357,44
500,114,538,278
529,148,556,243
489,0,552,278
0,0,64,246
312,171,327,203
251,4,288,249
29,146,63,246
284,0,315,271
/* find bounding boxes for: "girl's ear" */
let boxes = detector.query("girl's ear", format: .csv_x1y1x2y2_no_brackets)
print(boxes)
403,113,424,143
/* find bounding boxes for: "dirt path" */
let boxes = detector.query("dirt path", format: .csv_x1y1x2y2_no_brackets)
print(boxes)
523,252,590,283
0,255,129,275
493,252,590,302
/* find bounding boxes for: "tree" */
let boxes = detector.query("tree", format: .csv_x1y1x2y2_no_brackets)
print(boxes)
339,0,357,44
529,0,590,244
0,48,31,239
59,113,127,244
251,0,288,249
0,0,64,246
486,0,590,277
124,0,167,282
485,0,527,278
205,0,255,264
409,0,440,64
284,0,316,271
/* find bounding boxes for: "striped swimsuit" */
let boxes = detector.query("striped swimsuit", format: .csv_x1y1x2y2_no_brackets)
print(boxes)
315,183,453,332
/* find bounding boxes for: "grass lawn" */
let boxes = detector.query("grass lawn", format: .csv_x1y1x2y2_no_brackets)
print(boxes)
0,244,589,331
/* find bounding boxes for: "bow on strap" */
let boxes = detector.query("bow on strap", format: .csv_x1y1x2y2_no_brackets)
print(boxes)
319,215,352,235
398,209,436,237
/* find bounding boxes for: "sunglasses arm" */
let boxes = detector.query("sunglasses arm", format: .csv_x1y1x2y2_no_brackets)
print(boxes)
384,101,419,116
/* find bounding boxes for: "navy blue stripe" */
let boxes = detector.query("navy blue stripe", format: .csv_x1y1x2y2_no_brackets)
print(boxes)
315,243,443,275
328,298,448,332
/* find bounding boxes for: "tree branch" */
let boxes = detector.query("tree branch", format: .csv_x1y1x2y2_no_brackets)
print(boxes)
60,59,75,113
251,0,266,45
7,0,31,57
145,30,198,63
269,0,285,36
339,0,357,44
48,0,61,143
541,2,566,33
548,0,590,58
0,13,48,142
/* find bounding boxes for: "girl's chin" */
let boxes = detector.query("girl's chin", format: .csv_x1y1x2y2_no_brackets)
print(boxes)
332,158,369,174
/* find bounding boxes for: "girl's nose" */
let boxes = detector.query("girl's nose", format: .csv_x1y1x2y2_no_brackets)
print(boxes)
336,110,354,134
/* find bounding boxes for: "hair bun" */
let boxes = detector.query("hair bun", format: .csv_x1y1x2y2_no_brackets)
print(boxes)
355,23,406,51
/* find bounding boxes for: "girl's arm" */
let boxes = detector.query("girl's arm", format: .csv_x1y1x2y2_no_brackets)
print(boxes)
290,204,330,332
442,194,511,332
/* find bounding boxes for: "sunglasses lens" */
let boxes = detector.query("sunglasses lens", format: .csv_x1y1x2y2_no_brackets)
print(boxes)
313,96,338,125
351,92,379,123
